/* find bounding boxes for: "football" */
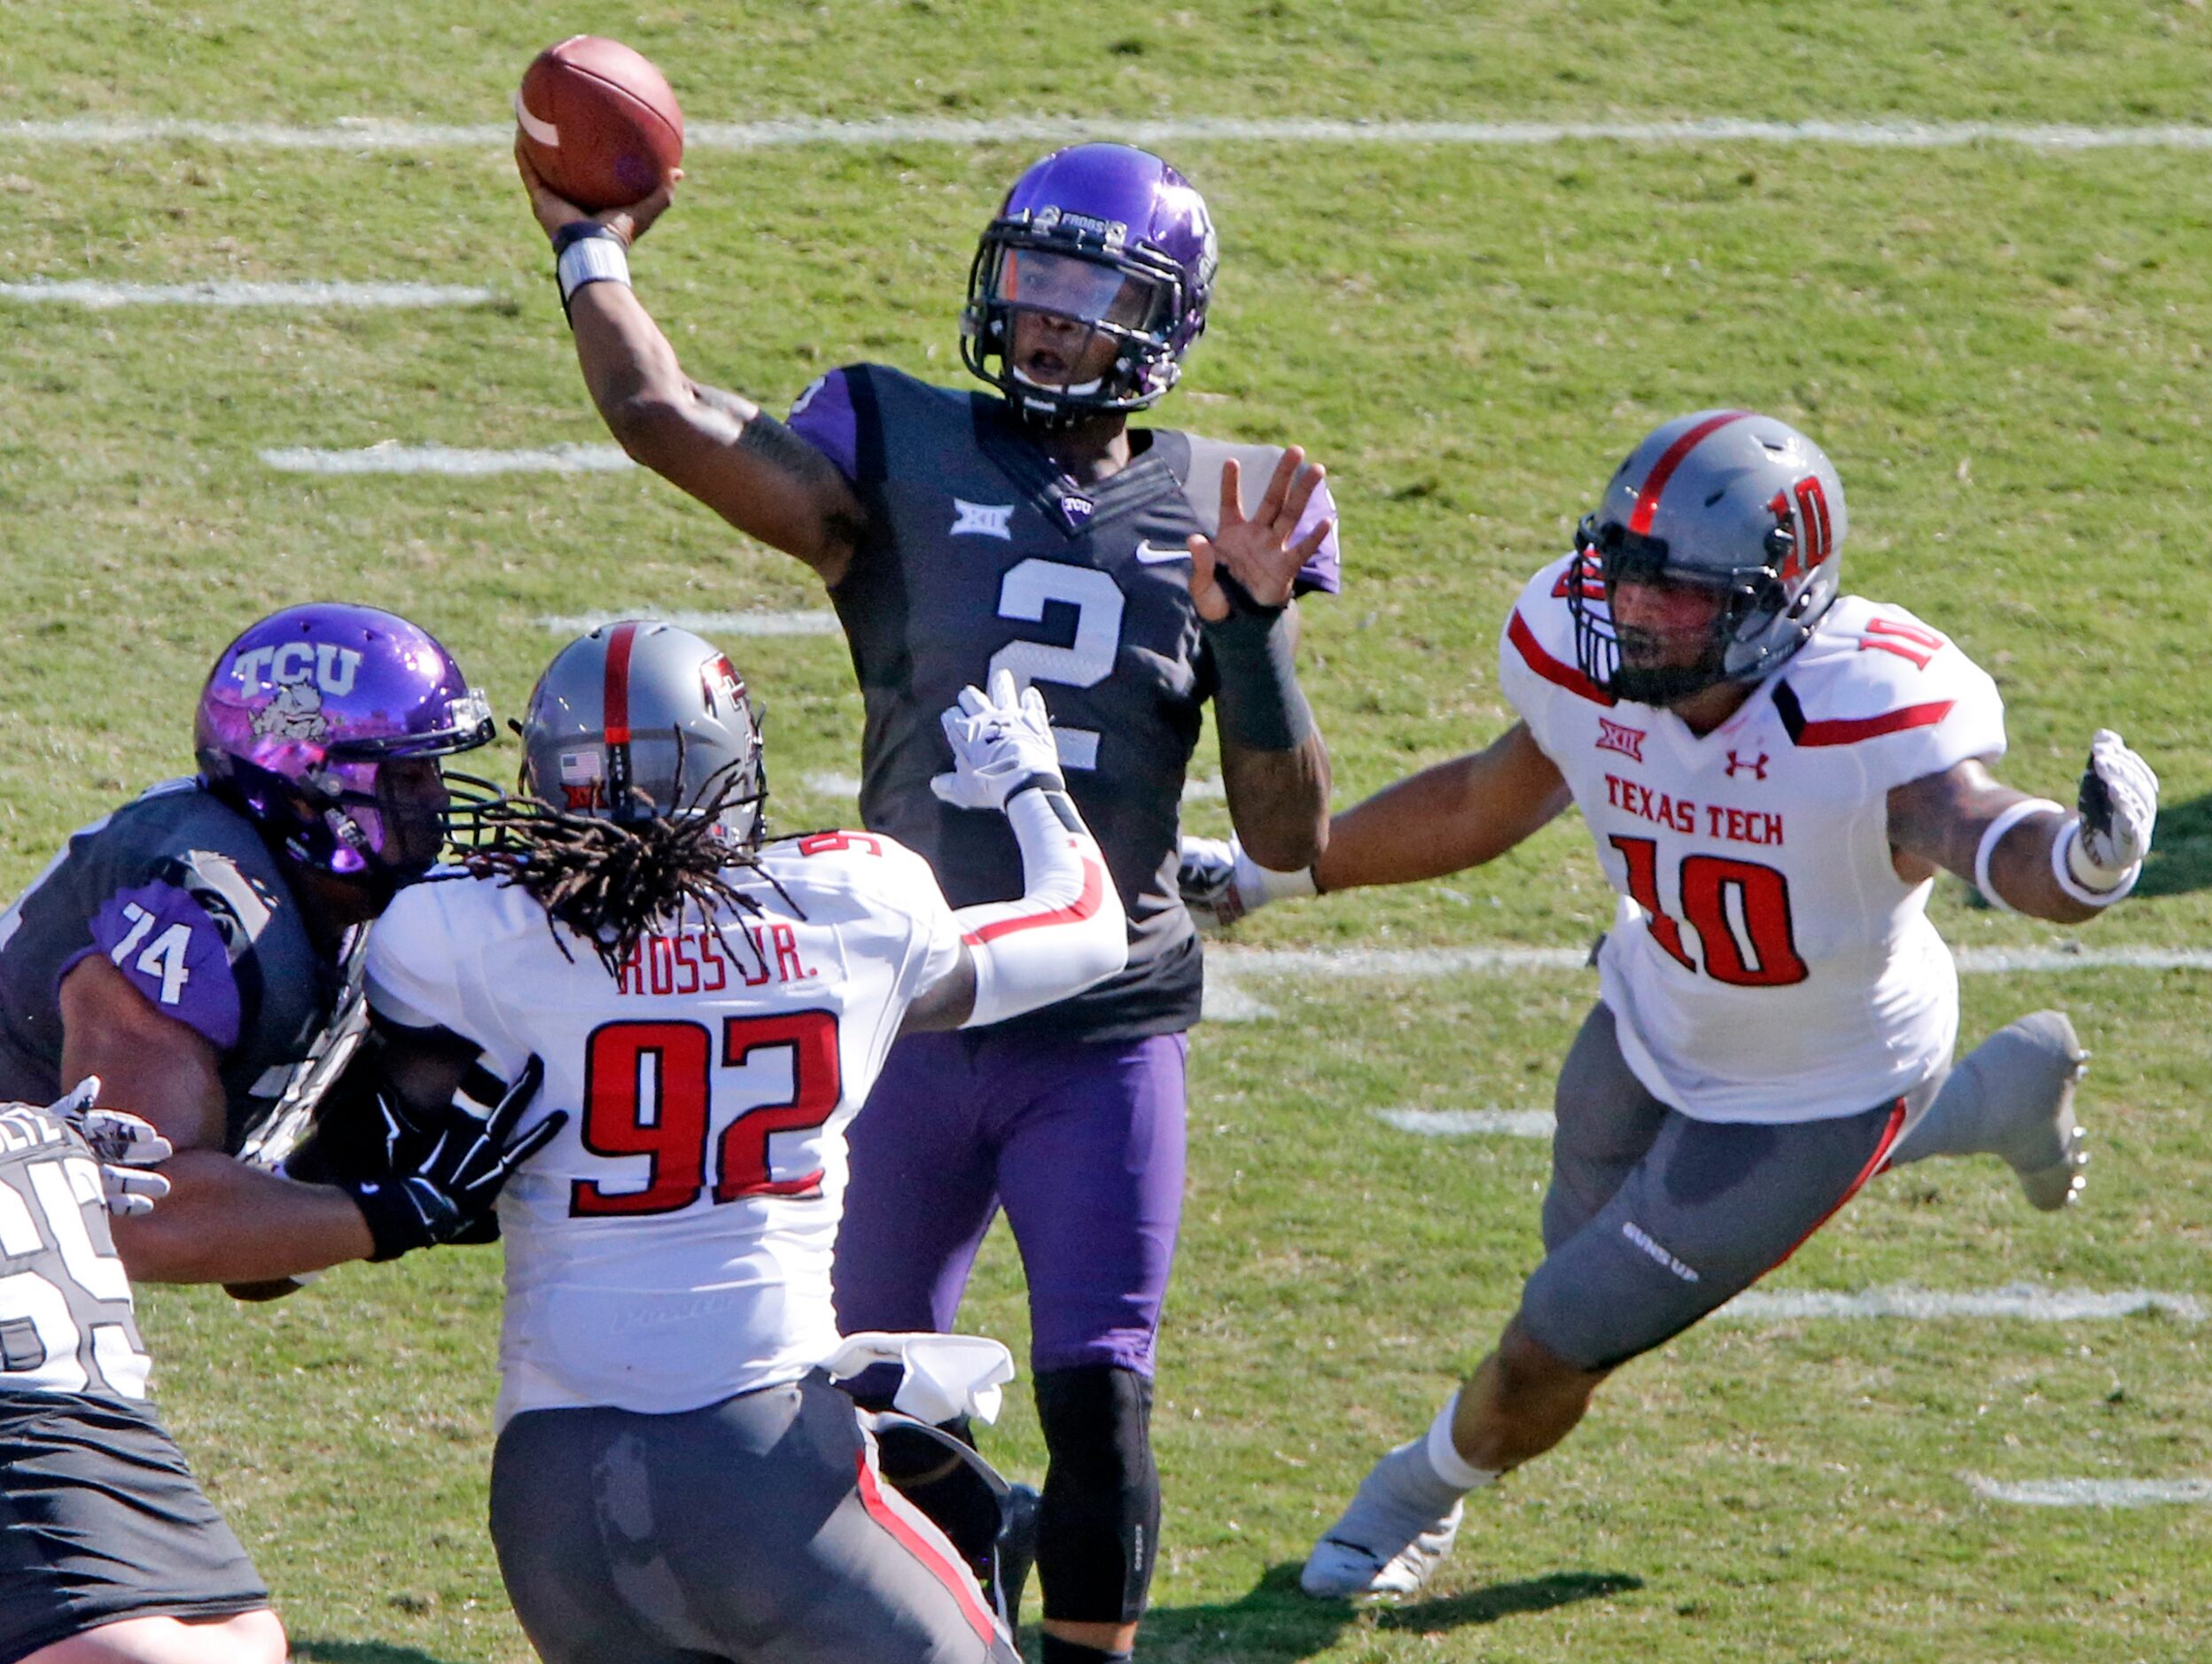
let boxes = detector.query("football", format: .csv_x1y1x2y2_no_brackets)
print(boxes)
515,35,684,212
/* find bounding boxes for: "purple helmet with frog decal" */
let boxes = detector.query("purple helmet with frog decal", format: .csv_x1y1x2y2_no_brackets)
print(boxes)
961,143,1219,427
194,603,495,890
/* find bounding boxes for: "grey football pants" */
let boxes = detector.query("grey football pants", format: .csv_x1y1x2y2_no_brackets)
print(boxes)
488,1372,1017,1664
1519,1002,1928,1372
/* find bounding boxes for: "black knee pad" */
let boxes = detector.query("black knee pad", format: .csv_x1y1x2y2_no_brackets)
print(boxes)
1032,1365,1159,1625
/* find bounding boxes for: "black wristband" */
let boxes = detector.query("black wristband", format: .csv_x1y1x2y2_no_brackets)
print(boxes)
1201,588,1315,752
551,221,621,255
1002,770,1067,806
346,1177,454,1264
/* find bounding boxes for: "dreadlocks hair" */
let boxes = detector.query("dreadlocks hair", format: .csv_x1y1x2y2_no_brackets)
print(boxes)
450,762,802,980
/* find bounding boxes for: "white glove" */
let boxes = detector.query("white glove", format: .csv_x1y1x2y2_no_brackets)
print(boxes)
1177,833,1316,926
2067,728,2158,890
929,668,1066,812
821,1331,1018,1427
51,1077,173,1217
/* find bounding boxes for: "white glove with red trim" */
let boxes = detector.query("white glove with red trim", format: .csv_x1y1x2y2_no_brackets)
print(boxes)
1178,834,1317,927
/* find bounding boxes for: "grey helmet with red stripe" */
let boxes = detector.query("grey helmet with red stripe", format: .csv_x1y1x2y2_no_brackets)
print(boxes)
1569,408,1847,704
518,620,767,844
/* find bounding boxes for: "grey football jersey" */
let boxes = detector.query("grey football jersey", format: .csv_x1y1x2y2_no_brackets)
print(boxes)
0,1101,151,1401
802,364,1337,1042
0,781,339,1153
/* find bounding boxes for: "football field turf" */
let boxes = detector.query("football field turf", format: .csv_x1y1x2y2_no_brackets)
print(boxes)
4,4,2210,1659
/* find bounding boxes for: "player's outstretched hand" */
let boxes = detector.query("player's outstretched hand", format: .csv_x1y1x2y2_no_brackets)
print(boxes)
50,1077,173,1217
2070,728,2159,887
515,132,680,248
1177,834,1318,927
1188,446,1334,622
342,1056,566,1263
930,668,1067,812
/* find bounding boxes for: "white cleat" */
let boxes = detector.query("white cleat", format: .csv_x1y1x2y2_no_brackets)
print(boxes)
2000,1011,2091,1212
1300,1498,1462,1599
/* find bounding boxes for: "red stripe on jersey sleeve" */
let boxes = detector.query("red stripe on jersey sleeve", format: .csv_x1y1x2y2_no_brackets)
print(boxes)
961,852,1107,946
1507,610,1614,706
1792,699,1955,747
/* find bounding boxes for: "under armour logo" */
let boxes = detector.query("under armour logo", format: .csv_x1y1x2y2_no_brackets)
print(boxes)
949,499,1016,540
1725,750,1770,780
1595,719,1645,762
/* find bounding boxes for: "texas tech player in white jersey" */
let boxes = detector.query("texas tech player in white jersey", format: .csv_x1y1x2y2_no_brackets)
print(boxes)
364,829,973,1426
1502,552,2005,1124
354,626,1119,1664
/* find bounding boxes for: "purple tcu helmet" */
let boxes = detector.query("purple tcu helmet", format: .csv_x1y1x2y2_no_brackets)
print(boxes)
962,142,1219,425
1569,409,1848,705
195,603,495,886
518,620,767,844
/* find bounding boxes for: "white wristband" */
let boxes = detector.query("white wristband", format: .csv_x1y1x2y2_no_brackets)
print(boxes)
1973,798,2063,915
1232,839,1318,906
2053,819,2139,907
557,233,631,312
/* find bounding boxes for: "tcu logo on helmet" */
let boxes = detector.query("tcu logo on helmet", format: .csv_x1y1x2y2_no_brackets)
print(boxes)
230,641,364,698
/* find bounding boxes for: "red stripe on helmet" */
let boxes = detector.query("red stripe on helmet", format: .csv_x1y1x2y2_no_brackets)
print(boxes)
1626,411,1753,537
602,622,638,745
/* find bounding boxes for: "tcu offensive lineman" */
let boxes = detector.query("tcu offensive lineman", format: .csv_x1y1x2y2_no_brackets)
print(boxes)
356,623,1125,1662
1185,411,2159,1597
0,605,550,1664
520,143,1335,1659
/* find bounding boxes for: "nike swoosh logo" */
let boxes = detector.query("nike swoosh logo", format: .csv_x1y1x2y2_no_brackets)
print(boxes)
1134,541,1191,564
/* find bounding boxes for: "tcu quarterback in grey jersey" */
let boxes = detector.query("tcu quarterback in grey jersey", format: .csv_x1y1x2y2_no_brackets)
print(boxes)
522,137,1334,1663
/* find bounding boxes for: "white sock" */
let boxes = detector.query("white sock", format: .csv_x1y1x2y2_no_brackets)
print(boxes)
1424,1391,1501,1493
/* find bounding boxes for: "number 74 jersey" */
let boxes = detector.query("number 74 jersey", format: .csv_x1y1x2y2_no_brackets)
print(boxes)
1501,555,2008,1125
362,832,968,1427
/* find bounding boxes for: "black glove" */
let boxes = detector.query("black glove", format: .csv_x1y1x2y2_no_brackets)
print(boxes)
341,1056,564,1262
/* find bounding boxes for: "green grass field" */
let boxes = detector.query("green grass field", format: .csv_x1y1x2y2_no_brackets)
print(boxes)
4,4,2210,1660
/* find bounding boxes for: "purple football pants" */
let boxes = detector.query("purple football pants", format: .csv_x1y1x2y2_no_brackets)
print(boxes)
833,1030,1188,1378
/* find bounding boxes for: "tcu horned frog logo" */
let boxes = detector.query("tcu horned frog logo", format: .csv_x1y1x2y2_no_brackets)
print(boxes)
235,641,363,743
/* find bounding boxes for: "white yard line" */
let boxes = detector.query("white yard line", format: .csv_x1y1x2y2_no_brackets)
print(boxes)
9,117,2212,152
1375,1108,1556,1139
1717,1284,2205,1323
262,443,632,475
537,610,841,636
0,279,495,308
1207,944,2212,979
1966,1476,2212,1507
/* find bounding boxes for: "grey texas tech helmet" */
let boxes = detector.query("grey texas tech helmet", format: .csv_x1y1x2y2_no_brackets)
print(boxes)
520,619,767,844
1569,408,1848,705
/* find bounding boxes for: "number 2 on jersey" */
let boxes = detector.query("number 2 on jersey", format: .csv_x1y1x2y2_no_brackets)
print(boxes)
572,1012,842,1217
988,557,1125,771
1610,835,1810,987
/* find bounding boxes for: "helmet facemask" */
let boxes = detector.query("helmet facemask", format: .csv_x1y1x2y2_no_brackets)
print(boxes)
1569,517,1808,707
963,232,1187,428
